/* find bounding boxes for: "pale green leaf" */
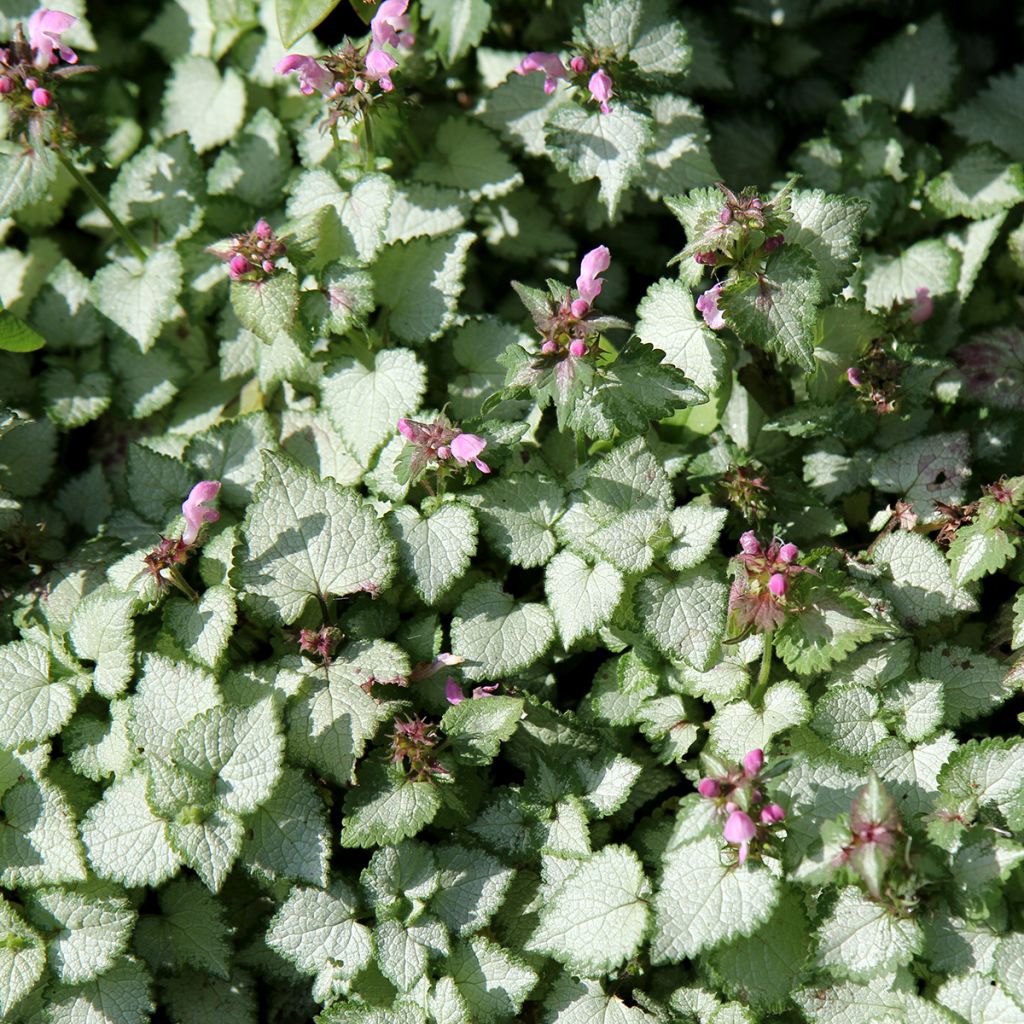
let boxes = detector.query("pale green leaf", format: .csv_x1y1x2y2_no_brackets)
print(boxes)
788,189,867,294
0,141,58,218
937,975,1022,1024
448,936,537,1024
162,585,237,671
417,118,522,199
164,56,246,153
0,897,45,1018
125,443,193,524
862,238,960,308
708,681,812,760
545,551,623,648
635,569,727,671
276,0,334,45
474,471,565,568
46,957,154,1024
92,248,183,352
391,502,477,605
812,685,889,757
422,0,491,64
882,678,944,743
341,762,443,848
185,412,276,508
918,645,1012,727
208,108,291,208
430,844,515,937
665,501,728,570
0,639,79,748
927,145,1024,219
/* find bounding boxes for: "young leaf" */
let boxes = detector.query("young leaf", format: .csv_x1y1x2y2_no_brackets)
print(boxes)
441,696,525,765
340,762,444,848
474,472,565,568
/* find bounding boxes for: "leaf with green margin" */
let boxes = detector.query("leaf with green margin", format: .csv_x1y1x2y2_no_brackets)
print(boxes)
416,117,521,199
651,835,780,962
162,585,236,671
862,238,960,308
0,141,57,218
238,451,396,625
0,897,45,1017
45,957,154,1024
0,639,79,749
918,644,1011,727
527,845,650,976
430,844,515,937
545,551,623,648
718,246,822,370
946,63,1024,162
665,501,728,570
340,762,444,848
926,145,1024,219
787,190,868,295
92,248,183,352
391,502,477,606
276,0,336,45
441,696,525,765
635,569,728,670
948,520,1016,586
474,471,565,568
937,975,1022,1024
451,581,555,681
582,0,690,74
707,681,812,760
185,412,277,509
231,273,300,346
447,936,537,1024
70,586,136,699
995,933,1024,1012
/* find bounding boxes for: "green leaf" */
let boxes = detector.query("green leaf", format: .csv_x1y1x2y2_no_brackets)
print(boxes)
430,844,515,937
231,273,300,346
872,532,977,626
640,95,717,200
0,309,45,352
92,248,183,352
416,118,521,199
651,835,780,962
545,551,624,648
853,15,958,116
635,277,727,398
81,772,180,888
948,520,1016,586
869,431,971,521
0,141,57,218
238,451,396,624
276,0,335,45
24,882,135,985
0,897,45,1018
528,845,650,975
478,71,560,158
995,933,1024,1012
173,700,283,816
69,586,136,699
441,696,525,765
938,737,1024,817
108,336,186,418
927,145,1024,219
41,366,112,427
0,640,79,749
882,678,944,743
544,977,654,1024
817,887,922,981
665,501,728,571
164,56,246,153
208,108,291,208
374,918,432,992
267,881,372,980
812,685,889,757
109,135,206,243
0,415,56,498
635,569,728,671
421,0,491,64
341,762,443,848
582,0,690,75
185,412,277,509
862,239,960,309
391,502,477,606
46,957,154,1024
708,892,810,1012
474,471,565,569
447,937,537,1024
787,190,867,295
1013,590,1024,651
708,681,812,760
162,584,237,671
242,767,329,887
134,877,231,979
718,246,822,371
451,581,555,681
322,349,427,466
937,975,1022,1024
546,105,652,220
775,588,884,676
126,443,194,524
372,233,475,343
947,63,1024,162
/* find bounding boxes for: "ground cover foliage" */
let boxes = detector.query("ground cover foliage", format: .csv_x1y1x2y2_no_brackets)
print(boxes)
1,0,1024,1021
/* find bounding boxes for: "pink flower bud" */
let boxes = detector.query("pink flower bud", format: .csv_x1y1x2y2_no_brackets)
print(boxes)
541,340,559,354
725,801,738,814
724,809,757,844
25,77,39,90
763,234,785,253
768,573,787,597
694,251,717,266
569,339,587,358
254,218,273,239
0,77,13,94
587,68,613,113
354,78,368,92
847,366,863,388
397,418,416,440
436,445,451,460
760,803,785,824
570,298,590,318
229,254,250,279
910,286,933,324
181,480,221,546
744,749,764,776
262,260,275,273
31,87,51,107
739,530,761,555
697,778,720,798
778,543,798,564
720,207,732,225
569,56,588,73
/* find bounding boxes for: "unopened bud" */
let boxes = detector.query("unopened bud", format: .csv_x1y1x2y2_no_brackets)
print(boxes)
570,298,590,318
569,339,587,358
720,207,732,225
262,259,275,273
694,251,717,265
768,573,787,597
697,778,721,798
569,56,589,73
25,77,38,90
229,254,250,279
436,445,451,460
760,803,785,824
778,543,798,564
0,76,13,94
763,233,784,253
846,366,863,388
541,340,559,354
31,87,51,108
253,218,273,239
744,749,764,776
739,530,761,555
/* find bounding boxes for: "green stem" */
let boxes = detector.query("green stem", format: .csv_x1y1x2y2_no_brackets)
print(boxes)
750,631,773,706
575,430,588,467
57,151,147,262
361,114,375,171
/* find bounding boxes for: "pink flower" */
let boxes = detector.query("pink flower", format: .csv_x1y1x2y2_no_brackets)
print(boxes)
760,803,785,824
694,251,717,266
515,51,568,94
445,677,465,705
450,433,490,474
254,218,273,239
724,809,757,863
846,366,863,388
763,234,785,253
575,245,611,310
31,87,51,107
743,749,764,777
275,54,333,96
364,47,398,91
910,286,933,324
27,8,77,66
181,481,221,546
370,0,413,49
697,778,720,798
397,418,416,440
778,543,798,564
588,68,613,113
0,76,12,94
768,573,788,597
696,283,725,331
739,530,761,556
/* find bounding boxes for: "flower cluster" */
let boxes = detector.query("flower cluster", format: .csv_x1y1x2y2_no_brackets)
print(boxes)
728,532,810,634
831,775,904,899
0,8,85,132
390,716,445,781
698,749,786,865
721,463,772,523
297,625,342,665
845,338,905,414
275,0,411,118
142,481,221,597
515,51,613,113
211,219,287,282
396,417,490,482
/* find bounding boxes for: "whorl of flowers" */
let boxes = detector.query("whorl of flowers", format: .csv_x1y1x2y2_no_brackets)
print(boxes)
728,533,811,634
210,218,287,282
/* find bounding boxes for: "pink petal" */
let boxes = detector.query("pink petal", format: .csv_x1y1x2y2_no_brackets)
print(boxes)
397,418,416,440
576,245,611,305
181,480,221,546
778,543,798,564
724,809,757,844
365,47,398,78
910,286,933,324
588,68,613,107
515,51,568,81
696,284,726,331
450,432,487,466
697,778,720,798
739,530,761,555
743,749,764,776
768,573,787,597
371,0,410,47
445,677,465,705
